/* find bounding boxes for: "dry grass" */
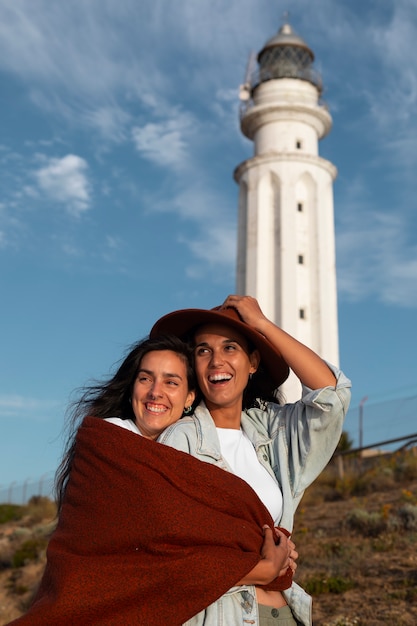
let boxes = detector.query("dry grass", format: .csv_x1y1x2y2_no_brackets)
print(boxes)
0,497,57,624
293,450,417,625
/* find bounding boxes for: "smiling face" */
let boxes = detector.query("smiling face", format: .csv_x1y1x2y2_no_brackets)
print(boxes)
131,350,195,440
193,323,259,419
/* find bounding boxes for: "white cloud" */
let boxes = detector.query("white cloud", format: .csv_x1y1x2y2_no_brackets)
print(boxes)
185,224,236,277
61,242,82,257
0,2,187,125
146,179,237,274
83,105,131,143
336,195,417,308
0,394,58,419
384,257,417,306
106,235,122,250
100,235,127,264
35,154,91,216
364,16,417,132
0,1,264,136
132,112,193,170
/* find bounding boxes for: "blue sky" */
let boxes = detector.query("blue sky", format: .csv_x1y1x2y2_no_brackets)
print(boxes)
1,0,417,491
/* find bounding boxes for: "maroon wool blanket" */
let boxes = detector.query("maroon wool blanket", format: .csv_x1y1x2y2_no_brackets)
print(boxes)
10,417,292,626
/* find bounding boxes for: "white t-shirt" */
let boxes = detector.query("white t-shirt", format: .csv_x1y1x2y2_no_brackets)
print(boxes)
217,427,283,524
104,417,142,435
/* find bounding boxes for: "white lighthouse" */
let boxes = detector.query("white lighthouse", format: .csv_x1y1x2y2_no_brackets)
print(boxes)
234,22,339,401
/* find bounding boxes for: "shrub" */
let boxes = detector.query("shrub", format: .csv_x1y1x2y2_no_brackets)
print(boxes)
328,467,395,500
371,534,396,553
11,527,32,539
400,488,416,504
25,496,56,523
12,538,48,568
344,509,387,537
5,569,32,598
323,541,347,558
396,503,417,531
0,538,14,569
0,504,25,524
335,431,354,454
393,453,417,482
303,573,355,595
327,475,368,500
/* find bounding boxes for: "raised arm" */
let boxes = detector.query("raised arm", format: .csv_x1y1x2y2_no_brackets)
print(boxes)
220,295,336,390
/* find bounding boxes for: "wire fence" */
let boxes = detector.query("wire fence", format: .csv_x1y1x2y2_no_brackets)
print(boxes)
0,472,55,505
344,391,417,450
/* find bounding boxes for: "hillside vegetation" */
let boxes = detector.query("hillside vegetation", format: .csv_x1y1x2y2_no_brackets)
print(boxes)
0,450,416,626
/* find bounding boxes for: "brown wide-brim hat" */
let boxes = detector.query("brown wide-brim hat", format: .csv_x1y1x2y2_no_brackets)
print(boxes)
150,306,290,388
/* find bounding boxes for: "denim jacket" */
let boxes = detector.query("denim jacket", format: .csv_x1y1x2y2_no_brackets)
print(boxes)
158,364,351,626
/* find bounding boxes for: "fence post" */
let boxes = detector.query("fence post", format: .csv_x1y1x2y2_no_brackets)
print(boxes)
8,481,16,503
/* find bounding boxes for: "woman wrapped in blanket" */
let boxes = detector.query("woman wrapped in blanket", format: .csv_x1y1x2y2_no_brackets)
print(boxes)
8,335,296,626
151,295,352,626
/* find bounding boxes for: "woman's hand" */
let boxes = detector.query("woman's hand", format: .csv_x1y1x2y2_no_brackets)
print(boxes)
275,527,298,577
235,526,296,586
220,294,336,389
220,295,269,334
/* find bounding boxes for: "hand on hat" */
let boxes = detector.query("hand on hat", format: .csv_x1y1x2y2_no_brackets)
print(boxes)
220,295,271,336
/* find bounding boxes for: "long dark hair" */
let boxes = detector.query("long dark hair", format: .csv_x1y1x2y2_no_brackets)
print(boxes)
243,362,284,410
54,334,197,511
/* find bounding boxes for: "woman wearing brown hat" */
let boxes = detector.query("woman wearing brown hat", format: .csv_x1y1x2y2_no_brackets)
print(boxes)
152,294,352,626
9,334,294,626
